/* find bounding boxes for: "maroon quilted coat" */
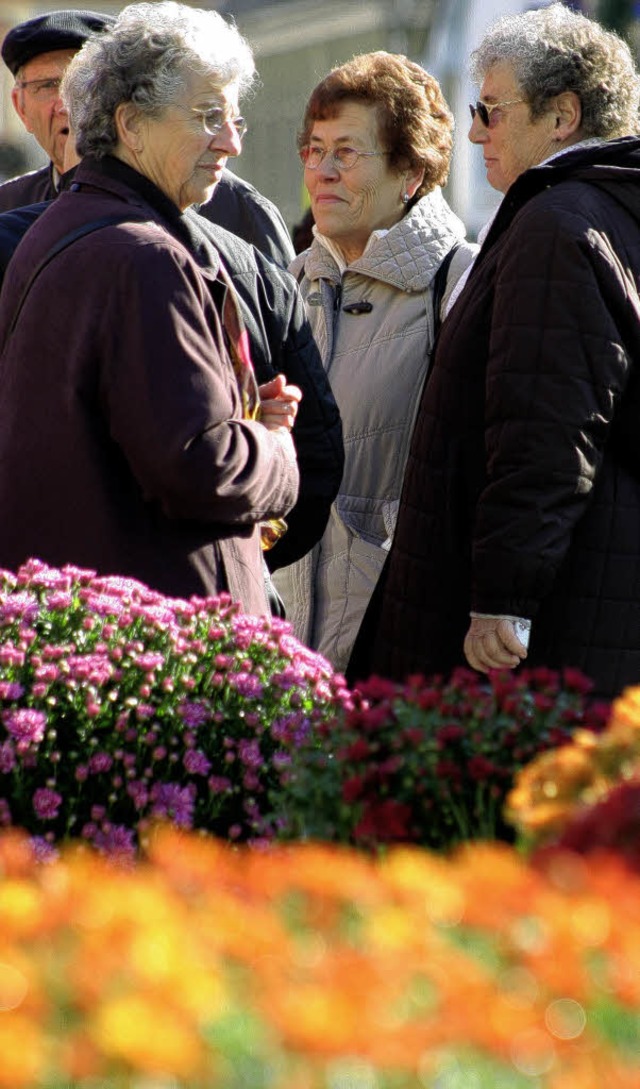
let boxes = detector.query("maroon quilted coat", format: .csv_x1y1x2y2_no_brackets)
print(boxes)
359,137,640,698
0,156,299,614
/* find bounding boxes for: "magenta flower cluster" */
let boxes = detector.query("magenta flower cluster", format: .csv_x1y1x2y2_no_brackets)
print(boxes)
0,559,352,858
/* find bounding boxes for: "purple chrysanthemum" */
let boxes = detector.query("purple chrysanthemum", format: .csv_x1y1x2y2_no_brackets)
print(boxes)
238,739,261,769
3,708,46,746
183,749,211,776
149,782,195,827
208,775,232,794
33,787,62,821
228,672,264,699
0,741,16,774
93,823,136,860
178,701,211,729
88,752,113,775
0,681,25,700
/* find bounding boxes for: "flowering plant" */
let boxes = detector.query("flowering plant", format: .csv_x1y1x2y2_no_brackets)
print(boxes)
0,825,639,1088
278,667,609,850
506,685,640,869
0,558,351,855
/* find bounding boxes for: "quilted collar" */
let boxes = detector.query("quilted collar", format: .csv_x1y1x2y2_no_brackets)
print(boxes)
298,187,467,292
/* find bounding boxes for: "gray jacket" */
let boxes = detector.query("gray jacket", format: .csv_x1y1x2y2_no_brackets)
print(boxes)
274,187,476,670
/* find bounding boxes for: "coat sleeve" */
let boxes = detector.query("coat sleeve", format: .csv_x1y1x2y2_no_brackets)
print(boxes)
99,234,299,527
471,197,635,617
247,255,344,570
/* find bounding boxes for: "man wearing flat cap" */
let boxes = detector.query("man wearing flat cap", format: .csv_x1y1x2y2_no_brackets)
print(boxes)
0,9,114,213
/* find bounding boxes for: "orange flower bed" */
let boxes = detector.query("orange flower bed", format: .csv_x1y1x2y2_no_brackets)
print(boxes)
0,827,639,1087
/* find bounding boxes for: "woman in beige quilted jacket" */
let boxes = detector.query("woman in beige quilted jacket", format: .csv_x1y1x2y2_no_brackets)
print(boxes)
274,52,476,672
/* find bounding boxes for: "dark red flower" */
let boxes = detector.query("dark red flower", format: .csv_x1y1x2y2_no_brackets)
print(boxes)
435,725,466,745
435,760,462,783
342,776,365,803
533,692,557,712
359,675,400,701
354,799,412,843
343,738,371,761
468,755,500,782
554,781,640,866
416,689,443,711
561,667,594,695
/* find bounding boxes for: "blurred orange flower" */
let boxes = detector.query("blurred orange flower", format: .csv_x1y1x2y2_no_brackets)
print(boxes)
0,825,637,1087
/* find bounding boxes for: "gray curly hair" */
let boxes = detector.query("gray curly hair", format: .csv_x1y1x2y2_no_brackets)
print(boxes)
62,1,256,159
470,2,640,138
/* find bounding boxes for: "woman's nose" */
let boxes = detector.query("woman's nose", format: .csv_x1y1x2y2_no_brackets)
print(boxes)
468,113,487,144
211,121,242,157
317,153,339,179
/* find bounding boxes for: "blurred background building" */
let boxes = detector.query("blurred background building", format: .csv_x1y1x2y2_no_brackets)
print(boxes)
1,0,638,238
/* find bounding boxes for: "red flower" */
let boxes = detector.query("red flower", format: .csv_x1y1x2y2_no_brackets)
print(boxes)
358,675,399,701
562,667,594,695
435,760,462,783
354,799,412,842
468,755,500,782
342,776,365,803
343,738,371,761
551,781,640,870
416,688,443,710
435,725,466,745
532,693,555,712
528,666,560,689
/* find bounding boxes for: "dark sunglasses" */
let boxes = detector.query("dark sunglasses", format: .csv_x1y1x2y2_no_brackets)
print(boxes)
469,98,524,127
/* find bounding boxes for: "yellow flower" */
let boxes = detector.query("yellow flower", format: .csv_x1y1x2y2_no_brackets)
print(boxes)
91,992,207,1077
0,1014,45,1087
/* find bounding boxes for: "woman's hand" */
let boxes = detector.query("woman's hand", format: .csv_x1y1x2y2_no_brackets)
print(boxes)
463,614,529,673
258,373,302,432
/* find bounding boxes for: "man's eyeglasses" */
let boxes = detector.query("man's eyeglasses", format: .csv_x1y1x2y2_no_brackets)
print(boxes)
469,98,524,128
299,145,387,171
15,77,62,102
183,106,247,141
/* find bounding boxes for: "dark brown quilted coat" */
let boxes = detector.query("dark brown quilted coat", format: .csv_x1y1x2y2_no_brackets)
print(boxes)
359,137,640,699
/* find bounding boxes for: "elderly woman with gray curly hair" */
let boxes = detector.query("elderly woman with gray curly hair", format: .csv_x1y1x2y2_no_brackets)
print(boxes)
350,2,640,699
0,1,301,615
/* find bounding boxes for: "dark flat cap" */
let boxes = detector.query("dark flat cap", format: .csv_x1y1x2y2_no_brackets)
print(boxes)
1,9,115,76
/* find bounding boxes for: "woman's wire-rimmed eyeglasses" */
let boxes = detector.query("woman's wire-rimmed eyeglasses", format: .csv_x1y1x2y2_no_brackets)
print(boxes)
469,98,524,127
299,145,387,171
181,106,247,141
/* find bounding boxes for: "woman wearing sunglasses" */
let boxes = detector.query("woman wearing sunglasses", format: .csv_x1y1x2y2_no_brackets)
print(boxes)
273,51,477,672
349,3,640,699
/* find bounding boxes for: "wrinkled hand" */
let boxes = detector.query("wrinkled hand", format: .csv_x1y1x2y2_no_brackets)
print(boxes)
463,615,529,673
258,374,302,432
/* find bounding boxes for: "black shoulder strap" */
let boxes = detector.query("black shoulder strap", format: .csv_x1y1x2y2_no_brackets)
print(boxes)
431,241,462,340
8,214,139,336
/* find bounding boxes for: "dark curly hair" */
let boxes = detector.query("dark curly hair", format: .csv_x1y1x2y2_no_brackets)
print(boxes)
298,51,454,204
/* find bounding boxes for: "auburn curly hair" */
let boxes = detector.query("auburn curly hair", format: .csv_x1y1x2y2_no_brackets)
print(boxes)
298,51,454,203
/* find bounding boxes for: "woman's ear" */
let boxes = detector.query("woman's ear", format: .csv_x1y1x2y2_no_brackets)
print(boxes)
115,101,143,152
403,164,426,202
554,91,582,141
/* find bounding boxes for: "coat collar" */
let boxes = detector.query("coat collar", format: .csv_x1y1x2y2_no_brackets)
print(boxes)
476,135,640,271
298,186,467,292
72,155,221,277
